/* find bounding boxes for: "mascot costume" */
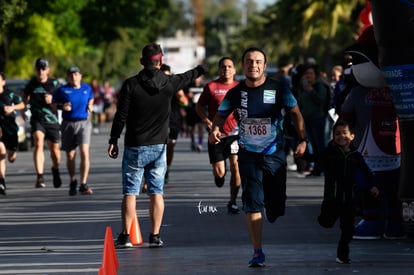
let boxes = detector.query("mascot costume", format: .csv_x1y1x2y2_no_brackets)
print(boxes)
340,25,405,239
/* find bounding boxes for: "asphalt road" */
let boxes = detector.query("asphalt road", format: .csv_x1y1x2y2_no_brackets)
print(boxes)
0,125,413,275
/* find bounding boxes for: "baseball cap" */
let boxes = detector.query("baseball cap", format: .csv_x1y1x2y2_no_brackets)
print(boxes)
67,66,81,74
35,58,49,69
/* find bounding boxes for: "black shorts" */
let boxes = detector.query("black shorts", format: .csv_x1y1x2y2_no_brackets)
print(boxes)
207,135,238,164
0,120,19,151
0,129,18,152
30,120,60,143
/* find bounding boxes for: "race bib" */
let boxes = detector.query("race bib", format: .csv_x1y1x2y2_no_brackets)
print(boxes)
239,117,275,153
241,118,271,137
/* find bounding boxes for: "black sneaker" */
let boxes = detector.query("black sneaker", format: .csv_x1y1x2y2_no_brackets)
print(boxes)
35,177,46,188
149,233,164,248
227,202,240,214
306,171,322,178
51,167,62,188
69,180,77,196
336,257,351,264
214,176,225,187
0,182,6,196
79,183,93,195
115,233,133,249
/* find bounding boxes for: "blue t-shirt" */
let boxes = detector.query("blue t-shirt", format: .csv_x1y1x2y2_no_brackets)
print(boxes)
218,77,297,154
53,82,93,121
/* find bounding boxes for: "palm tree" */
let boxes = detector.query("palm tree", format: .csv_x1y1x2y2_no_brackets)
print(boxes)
234,0,365,70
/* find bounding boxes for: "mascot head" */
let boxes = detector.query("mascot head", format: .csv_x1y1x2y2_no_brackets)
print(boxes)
344,25,387,88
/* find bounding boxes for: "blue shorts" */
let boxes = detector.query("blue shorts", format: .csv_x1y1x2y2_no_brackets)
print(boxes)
238,148,287,214
122,144,167,196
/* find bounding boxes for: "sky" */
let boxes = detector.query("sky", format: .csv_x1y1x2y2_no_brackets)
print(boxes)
256,0,277,10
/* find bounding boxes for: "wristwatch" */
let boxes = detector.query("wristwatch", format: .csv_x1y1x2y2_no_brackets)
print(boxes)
299,137,308,144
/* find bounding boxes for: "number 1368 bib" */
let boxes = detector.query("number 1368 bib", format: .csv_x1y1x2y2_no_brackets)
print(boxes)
240,118,273,152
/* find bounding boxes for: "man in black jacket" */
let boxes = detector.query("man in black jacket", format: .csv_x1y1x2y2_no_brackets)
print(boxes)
108,43,206,248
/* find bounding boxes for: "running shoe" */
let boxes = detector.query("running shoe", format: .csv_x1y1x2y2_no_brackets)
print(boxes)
196,144,203,152
305,172,322,178
115,233,133,249
248,249,265,267
69,180,77,196
35,177,46,188
51,167,62,188
336,257,351,264
227,202,240,214
353,219,381,240
149,233,164,248
79,183,93,195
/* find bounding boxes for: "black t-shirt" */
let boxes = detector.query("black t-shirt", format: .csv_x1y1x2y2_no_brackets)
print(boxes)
23,77,59,123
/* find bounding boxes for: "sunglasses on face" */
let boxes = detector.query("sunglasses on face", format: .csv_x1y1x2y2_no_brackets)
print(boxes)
36,66,47,71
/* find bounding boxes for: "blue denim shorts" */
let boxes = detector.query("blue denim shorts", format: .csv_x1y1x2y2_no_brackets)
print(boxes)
122,144,167,195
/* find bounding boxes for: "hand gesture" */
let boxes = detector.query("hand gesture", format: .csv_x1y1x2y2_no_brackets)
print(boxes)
108,144,119,159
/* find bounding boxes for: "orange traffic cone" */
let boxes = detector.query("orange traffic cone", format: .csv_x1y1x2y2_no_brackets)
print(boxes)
129,214,143,245
99,226,119,275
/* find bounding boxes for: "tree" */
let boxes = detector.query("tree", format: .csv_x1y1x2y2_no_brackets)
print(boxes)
3,0,172,81
1,0,370,81
0,0,27,71
6,0,91,77
233,0,365,72
203,0,253,70
80,0,170,80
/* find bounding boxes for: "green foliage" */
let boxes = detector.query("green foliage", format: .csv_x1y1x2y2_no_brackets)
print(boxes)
227,0,366,72
0,0,370,82
159,0,192,36
203,0,248,72
3,0,172,81
79,0,171,80
0,0,26,32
